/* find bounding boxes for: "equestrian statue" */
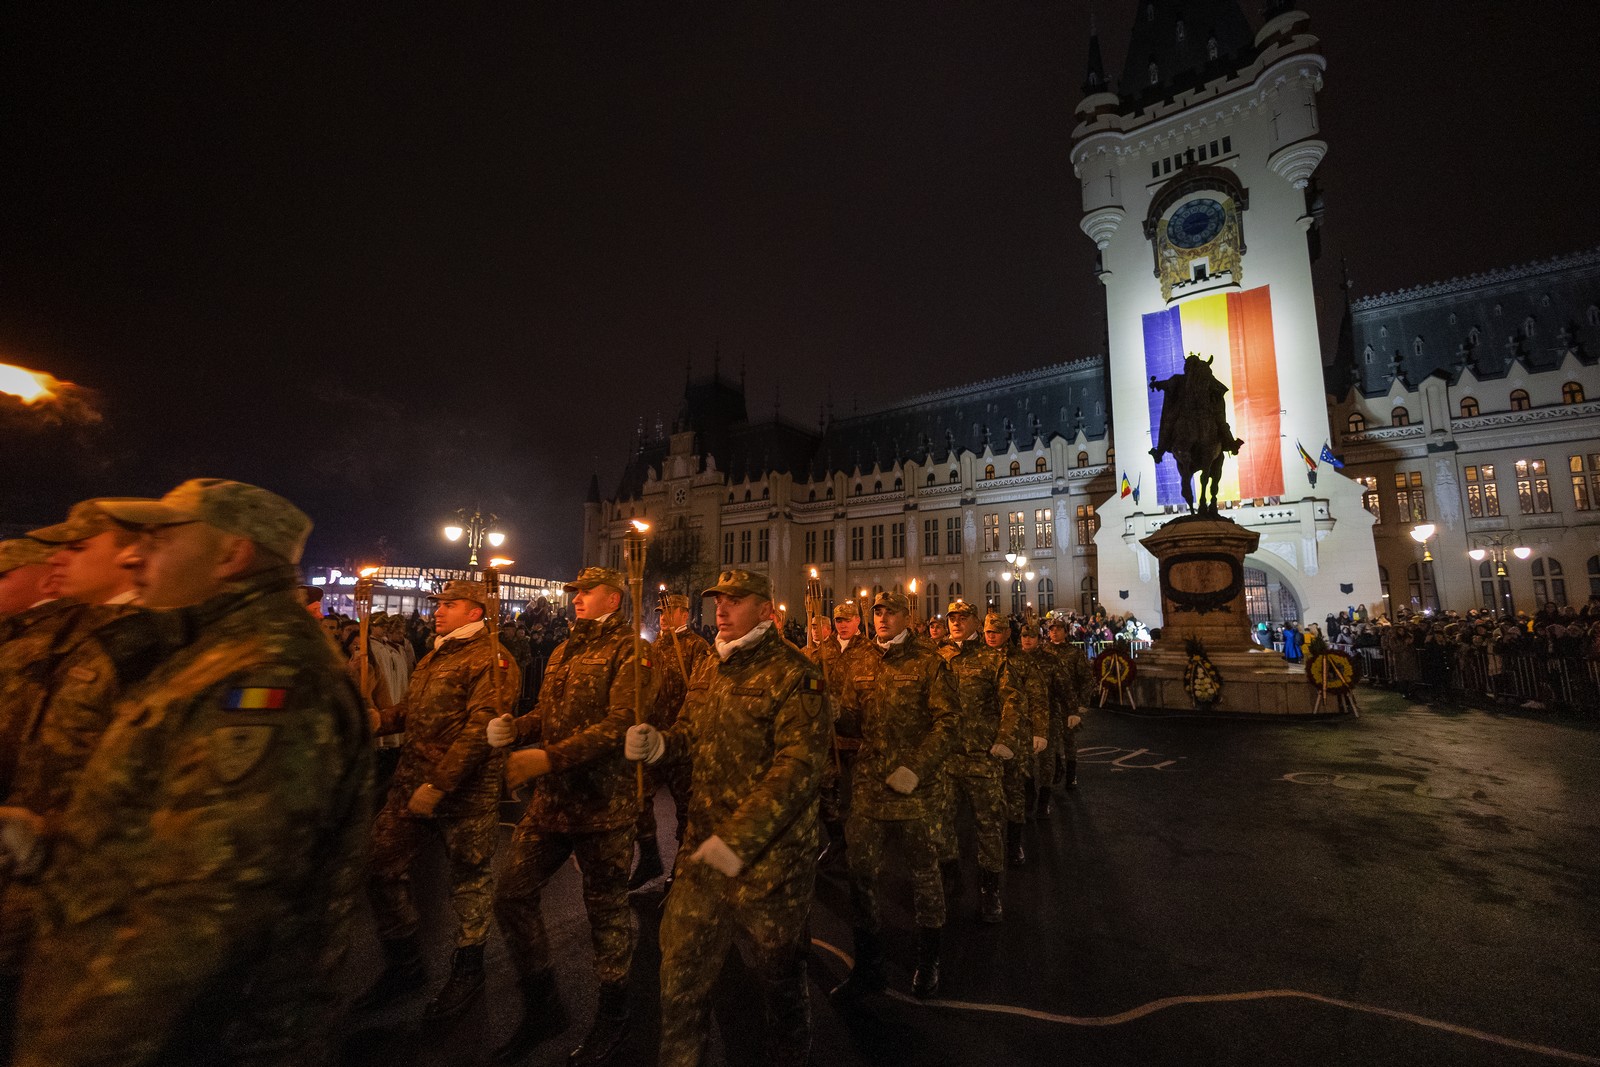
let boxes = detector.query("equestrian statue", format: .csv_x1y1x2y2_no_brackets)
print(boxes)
1149,352,1245,517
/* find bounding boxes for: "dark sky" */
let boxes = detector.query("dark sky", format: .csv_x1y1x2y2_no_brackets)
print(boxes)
3,2,1596,577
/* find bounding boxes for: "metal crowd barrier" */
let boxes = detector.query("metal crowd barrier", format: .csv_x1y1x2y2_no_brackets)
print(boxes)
1369,645,1600,717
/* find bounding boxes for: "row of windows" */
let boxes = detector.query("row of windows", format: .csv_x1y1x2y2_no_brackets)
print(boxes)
1358,455,1600,529
1150,136,1231,178
1346,383,1587,434
1402,555,1600,614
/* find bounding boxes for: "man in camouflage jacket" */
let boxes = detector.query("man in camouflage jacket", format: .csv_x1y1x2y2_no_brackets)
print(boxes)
631,592,711,890
626,569,830,1067
8,478,372,1067
1045,616,1092,793
362,578,521,1021
806,599,876,863
983,613,1048,868
832,591,959,1001
938,601,1024,922
485,565,654,1067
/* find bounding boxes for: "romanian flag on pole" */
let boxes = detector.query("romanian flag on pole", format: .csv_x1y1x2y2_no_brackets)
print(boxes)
1296,440,1318,471
1119,472,1132,498
1143,285,1284,506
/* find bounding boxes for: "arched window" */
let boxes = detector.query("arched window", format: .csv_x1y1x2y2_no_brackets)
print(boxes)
1407,561,1439,613
761,487,769,499
926,472,936,486
984,464,996,480
949,469,959,483
744,490,752,501
822,587,834,615
948,581,963,600
726,493,734,504
1413,336,1425,358
1510,389,1531,411
926,583,939,611
1522,316,1537,339
1206,35,1219,60
1459,397,1479,418
1080,575,1098,616
1037,578,1055,613
1532,557,1567,608
894,477,903,490
1077,451,1089,468
1391,407,1410,427
1562,382,1584,404
1035,456,1048,473
1347,412,1366,433
1468,326,1481,345
1378,565,1390,606
1587,555,1600,599
985,580,1000,607
1009,460,1021,477
826,487,834,499
1149,62,1159,85
874,481,883,493
854,483,863,496
1106,447,1116,466
1478,559,1512,614
808,489,816,501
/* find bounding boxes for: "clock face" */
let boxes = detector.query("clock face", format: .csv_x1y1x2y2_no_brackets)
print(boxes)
1167,198,1225,249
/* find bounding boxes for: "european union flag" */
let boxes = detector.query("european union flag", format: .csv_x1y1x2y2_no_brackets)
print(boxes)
1319,442,1345,470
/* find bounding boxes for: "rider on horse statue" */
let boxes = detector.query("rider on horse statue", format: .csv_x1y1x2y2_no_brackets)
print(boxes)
1149,353,1246,516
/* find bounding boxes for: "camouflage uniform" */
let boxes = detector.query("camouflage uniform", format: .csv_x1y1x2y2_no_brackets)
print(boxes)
637,623,712,857
997,645,1046,823
809,625,878,826
1046,638,1094,785
837,631,959,930
368,613,521,950
652,620,830,1067
937,634,1023,874
14,566,373,1067
494,609,653,988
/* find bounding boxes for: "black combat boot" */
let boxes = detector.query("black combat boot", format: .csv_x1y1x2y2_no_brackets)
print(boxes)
829,927,887,1001
1006,822,1026,868
911,926,942,999
978,869,1004,924
762,963,813,1067
568,981,629,1066
491,970,570,1064
627,839,664,891
1035,786,1053,818
1023,779,1038,822
353,934,427,1012
422,943,485,1020
940,859,962,906
1064,758,1078,790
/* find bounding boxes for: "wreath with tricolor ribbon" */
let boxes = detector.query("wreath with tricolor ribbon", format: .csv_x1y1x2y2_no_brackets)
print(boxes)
1304,648,1358,695
1095,650,1136,690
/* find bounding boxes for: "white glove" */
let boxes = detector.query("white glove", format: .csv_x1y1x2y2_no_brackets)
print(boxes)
1077,705,1089,716
625,723,665,764
486,714,517,748
885,766,919,794
1032,735,1048,754
990,743,1014,760
690,834,743,877
1067,714,1082,730
0,812,43,879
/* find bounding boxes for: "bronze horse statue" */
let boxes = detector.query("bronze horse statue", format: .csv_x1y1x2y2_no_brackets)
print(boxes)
1149,353,1244,516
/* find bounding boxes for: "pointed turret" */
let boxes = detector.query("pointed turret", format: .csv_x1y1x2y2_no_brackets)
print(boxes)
1119,0,1255,109
1082,15,1108,96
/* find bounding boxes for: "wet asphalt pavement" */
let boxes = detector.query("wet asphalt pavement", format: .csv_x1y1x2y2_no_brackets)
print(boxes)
337,689,1600,1067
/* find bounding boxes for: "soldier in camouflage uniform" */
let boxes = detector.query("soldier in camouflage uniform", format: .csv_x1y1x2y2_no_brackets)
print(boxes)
6,478,372,1067
983,613,1047,868
625,570,830,1067
1045,616,1092,793
485,565,653,1067
937,601,1024,922
807,599,876,865
631,593,711,890
833,591,959,1001
0,539,52,622
361,577,521,1021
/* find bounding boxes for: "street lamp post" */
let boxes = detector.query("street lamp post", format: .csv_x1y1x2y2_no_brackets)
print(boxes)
442,507,505,568
1002,552,1034,617
1409,523,1439,612
1468,533,1531,616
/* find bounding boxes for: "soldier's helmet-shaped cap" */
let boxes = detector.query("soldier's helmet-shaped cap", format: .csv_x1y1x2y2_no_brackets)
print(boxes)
662,593,691,611
428,579,487,608
0,538,52,575
97,480,312,564
944,600,975,617
983,612,1007,633
832,601,859,620
701,569,771,600
872,590,910,613
28,498,149,544
563,566,628,595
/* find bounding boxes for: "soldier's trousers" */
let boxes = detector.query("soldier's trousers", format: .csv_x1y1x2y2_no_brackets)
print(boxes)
494,822,635,986
845,810,945,929
820,745,856,825
636,764,691,855
1002,756,1032,823
367,801,497,947
941,772,1006,873
657,859,814,1067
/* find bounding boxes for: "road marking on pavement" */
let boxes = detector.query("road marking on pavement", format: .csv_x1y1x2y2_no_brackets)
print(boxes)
812,940,1600,1065
1076,745,1184,771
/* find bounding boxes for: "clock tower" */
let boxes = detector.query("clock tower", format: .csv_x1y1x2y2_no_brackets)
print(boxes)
1072,3,1381,627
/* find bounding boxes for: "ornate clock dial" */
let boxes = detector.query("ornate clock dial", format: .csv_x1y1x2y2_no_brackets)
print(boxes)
1167,198,1225,249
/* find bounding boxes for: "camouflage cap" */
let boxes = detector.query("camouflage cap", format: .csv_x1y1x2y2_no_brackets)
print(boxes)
429,579,487,607
0,538,52,575
701,569,771,600
27,498,145,544
945,600,975,617
1047,615,1069,631
661,593,691,611
96,479,312,564
563,566,627,594
299,585,324,605
983,611,1007,633
873,590,910,612
832,601,860,620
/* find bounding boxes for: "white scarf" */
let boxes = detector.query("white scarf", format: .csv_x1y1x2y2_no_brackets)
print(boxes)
876,628,911,650
716,620,773,660
434,619,485,650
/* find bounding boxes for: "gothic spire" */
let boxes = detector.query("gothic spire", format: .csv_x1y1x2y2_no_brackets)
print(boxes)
1083,14,1108,96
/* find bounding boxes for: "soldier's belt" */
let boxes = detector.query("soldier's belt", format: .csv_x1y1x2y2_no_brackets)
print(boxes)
376,732,407,750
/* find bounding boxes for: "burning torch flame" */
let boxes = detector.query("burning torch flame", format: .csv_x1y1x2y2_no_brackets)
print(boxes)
809,567,818,579
358,566,379,577
488,557,514,569
630,519,651,533
908,579,917,593
0,362,64,405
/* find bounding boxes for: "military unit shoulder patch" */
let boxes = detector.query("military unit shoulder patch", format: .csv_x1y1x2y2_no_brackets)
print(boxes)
639,650,652,669
223,687,288,711
802,676,822,693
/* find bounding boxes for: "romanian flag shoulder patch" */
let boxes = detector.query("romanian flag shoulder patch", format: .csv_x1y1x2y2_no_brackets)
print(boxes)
803,676,823,693
223,687,289,711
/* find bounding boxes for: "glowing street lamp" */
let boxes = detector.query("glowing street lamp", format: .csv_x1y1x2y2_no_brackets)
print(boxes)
1467,533,1531,614
442,507,505,568
1409,523,1437,563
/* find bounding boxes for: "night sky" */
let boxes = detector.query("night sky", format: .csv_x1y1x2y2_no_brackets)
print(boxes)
3,2,1596,578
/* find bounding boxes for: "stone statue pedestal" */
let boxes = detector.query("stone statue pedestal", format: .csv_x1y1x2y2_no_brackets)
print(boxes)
1132,516,1324,715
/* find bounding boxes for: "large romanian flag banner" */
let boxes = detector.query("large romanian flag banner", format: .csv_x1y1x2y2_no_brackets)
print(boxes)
1142,285,1284,506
